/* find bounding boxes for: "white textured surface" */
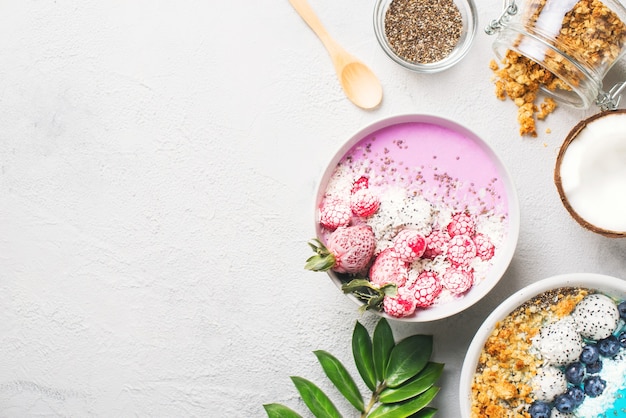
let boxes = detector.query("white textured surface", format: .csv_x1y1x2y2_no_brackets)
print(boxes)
1,0,626,416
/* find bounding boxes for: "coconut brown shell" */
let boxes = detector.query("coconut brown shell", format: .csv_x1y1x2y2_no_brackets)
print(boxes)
554,109,626,238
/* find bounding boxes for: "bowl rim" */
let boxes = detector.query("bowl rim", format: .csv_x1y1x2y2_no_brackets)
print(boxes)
313,113,521,322
373,0,478,73
458,272,626,417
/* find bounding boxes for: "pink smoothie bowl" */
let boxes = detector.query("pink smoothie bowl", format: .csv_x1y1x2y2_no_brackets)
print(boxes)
312,114,520,322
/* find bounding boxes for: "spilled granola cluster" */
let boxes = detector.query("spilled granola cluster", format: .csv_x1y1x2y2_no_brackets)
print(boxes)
491,0,626,137
490,55,560,137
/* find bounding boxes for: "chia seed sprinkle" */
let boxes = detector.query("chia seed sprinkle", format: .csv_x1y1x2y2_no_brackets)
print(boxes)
384,0,463,64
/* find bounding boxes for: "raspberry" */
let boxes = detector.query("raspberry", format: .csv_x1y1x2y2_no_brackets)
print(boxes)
410,271,442,308
446,234,477,266
383,287,416,318
447,212,476,237
369,249,408,288
351,176,369,194
423,229,449,259
350,188,380,217
319,198,351,230
392,229,426,263
441,266,474,294
473,233,495,261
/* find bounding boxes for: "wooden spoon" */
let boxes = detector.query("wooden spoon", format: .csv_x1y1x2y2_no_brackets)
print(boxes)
288,0,383,110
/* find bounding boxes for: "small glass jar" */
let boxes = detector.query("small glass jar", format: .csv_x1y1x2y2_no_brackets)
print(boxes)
373,0,478,73
486,0,626,109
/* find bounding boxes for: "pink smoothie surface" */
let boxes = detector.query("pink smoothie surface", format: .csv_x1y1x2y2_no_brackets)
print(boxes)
335,121,509,216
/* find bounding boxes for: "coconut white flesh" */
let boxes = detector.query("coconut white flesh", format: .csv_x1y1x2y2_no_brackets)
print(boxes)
559,113,626,232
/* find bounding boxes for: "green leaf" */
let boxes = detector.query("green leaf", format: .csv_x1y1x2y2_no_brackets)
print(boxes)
408,407,437,418
342,280,396,312
290,376,341,418
304,239,335,272
384,335,433,388
263,403,304,418
368,386,440,418
381,283,398,297
314,350,364,412
341,279,376,292
372,318,395,382
379,362,444,403
352,321,377,392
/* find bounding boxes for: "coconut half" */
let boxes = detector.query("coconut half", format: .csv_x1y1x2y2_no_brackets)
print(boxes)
554,110,626,238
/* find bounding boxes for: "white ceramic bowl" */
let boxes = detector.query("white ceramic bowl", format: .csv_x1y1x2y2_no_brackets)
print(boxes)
459,273,626,417
313,114,520,322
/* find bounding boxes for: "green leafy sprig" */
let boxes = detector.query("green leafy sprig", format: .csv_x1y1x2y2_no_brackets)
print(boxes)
341,279,397,313
304,239,396,314
263,318,443,418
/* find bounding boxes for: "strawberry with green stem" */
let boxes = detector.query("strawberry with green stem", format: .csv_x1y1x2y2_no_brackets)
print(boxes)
306,225,396,312
305,225,376,274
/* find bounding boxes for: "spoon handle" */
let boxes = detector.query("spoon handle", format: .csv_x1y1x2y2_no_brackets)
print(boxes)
287,0,342,58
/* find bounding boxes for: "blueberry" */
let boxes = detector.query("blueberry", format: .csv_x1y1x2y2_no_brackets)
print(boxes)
567,386,585,406
598,335,620,357
528,401,552,418
584,375,607,397
618,300,626,320
565,361,585,384
619,331,626,348
580,344,600,364
554,393,576,413
586,359,603,374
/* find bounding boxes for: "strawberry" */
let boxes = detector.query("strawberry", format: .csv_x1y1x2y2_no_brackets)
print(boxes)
473,233,495,261
447,211,476,237
383,286,417,318
441,266,474,294
446,234,477,266
410,270,442,308
369,248,408,288
350,188,380,217
393,229,426,263
305,225,376,274
319,198,351,230
351,176,369,194
423,228,449,259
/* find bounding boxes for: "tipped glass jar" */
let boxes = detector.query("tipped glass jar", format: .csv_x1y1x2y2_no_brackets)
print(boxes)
486,0,626,109
373,0,478,73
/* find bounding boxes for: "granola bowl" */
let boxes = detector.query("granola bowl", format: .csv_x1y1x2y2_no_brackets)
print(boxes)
373,0,478,73
311,114,519,322
460,273,626,418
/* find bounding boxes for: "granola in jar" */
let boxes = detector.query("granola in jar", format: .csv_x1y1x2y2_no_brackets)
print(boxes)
490,0,626,137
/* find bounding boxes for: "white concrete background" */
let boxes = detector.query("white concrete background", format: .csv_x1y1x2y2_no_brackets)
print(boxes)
1,0,626,416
